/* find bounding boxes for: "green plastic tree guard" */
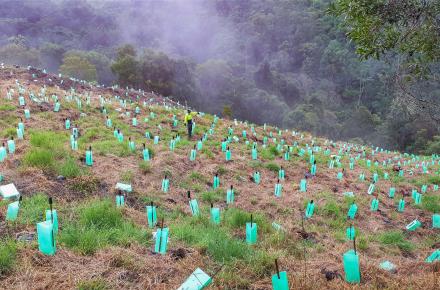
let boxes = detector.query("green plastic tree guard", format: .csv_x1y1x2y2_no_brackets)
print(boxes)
210,207,220,225
278,169,285,180
146,205,157,228
300,179,307,192
305,201,315,219
19,96,25,106
337,172,343,180
406,219,421,231
16,128,23,140
213,175,220,189
189,199,200,216
343,249,360,284
115,183,132,192
414,193,422,205
162,178,169,193
45,209,58,234
132,118,137,126
7,139,15,154
371,199,379,211
226,150,231,161
425,249,440,263
190,149,197,161
346,226,356,241
226,188,234,204
143,148,150,161
6,201,19,221
154,136,159,145
85,150,93,166
389,187,395,198
271,271,289,290
24,109,30,119
274,183,282,197
311,164,316,175
177,268,212,290
397,199,405,212
433,214,440,228
37,221,56,256
254,172,260,184
246,222,258,245
128,140,135,151
116,195,125,207
367,183,375,195
54,102,60,112
347,204,358,220
252,148,258,160
65,119,71,130
117,132,124,142
154,227,169,254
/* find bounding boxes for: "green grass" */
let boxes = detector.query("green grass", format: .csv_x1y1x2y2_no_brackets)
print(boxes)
0,240,17,275
120,170,134,183
1,127,16,138
265,162,280,172
378,230,414,252
16,193,48,225
77,279,110,290
200,189,224,203
172,217,250,262
421,194,440,213
68,176,99,196
138,161,151,174
224,208,271,233
60,199,148,255
0,104,16,111
58,157,83,178
23,131,81,177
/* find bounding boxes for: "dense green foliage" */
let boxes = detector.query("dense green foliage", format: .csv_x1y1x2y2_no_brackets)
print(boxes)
60,199,148,255
1,0,439,153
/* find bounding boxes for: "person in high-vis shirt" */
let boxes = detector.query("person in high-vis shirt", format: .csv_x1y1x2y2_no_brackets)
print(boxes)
184,109,197,138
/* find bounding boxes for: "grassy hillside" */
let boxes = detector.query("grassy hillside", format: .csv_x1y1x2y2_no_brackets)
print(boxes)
0,66,439,289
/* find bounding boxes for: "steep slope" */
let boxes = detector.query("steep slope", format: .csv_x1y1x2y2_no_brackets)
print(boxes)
0,66,439,289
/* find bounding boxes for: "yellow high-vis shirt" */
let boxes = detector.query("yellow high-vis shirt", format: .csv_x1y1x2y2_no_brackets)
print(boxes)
184,112,197,124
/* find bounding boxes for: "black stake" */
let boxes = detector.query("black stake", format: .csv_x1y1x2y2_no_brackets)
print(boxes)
275,259,280,279
150,201,154,226
48,197,55,247
250,214,253,227
353,236,357,255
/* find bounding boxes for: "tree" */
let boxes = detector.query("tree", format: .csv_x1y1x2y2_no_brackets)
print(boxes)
222,105,233,119
0,44,41,67
111,45,139,87
40,43,66,72
60,54,97,82
330,0,440,74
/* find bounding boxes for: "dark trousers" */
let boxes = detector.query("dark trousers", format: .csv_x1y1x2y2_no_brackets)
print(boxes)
187,120,193,138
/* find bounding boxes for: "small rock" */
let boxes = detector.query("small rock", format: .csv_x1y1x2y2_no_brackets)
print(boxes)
379,261,397,273
170,248,187,260
57,175,66,181
16,231,35,243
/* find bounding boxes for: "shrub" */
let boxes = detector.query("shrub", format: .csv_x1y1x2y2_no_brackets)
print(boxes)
201,189,223,203
138,161,151,174
77,279,110,290
60,199,147,255
378,231,414,252
0,240,17,275
58,157,82,178
17,193,48,225
265,162,280,172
